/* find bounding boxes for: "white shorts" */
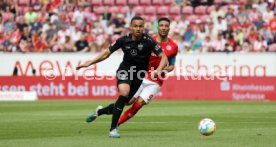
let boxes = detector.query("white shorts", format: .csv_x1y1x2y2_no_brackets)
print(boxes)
133,79,161,104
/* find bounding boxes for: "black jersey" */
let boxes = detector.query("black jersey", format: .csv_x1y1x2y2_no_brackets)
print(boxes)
109,33,163,71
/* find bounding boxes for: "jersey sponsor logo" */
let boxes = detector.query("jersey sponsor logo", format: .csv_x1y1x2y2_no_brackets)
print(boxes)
130,49,138,56
138,43,143,50
166,45,172,51
125,46,131,49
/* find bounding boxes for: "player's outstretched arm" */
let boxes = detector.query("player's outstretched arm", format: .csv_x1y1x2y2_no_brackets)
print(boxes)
76,49,112,70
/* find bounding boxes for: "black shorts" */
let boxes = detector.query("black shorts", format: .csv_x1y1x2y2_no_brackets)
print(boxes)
116,64,146,100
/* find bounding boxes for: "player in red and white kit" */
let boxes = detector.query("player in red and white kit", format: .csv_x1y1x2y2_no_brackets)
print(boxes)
117,17,178,126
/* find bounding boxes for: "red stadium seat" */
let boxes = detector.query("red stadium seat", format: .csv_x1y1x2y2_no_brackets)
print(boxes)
152,0,163,5
200,15,211,23
94,6,106,14
148,15,157,22
157,6,169,14
110,6,120,13
140,0,151,5
116,0,127,5
187,15,199,23
120,6,130,13
128,0,139,5
18,0,30,6
144,6,156,14
133,6,144,15
163,0,173,5
182,6,193,15
194,6,207,15
169,6,181,15
214,0,222,4
207,5,216,14
91,0,102,5
103,0,114,5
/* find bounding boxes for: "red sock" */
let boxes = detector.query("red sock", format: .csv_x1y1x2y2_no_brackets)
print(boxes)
118,102,143,126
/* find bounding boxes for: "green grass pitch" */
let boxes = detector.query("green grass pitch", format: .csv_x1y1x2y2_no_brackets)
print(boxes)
0,100,276,147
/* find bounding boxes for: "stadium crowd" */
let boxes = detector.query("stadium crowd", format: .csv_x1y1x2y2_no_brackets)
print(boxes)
0,0,275,53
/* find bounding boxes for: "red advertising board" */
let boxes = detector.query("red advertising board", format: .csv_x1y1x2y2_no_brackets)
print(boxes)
0,76,275,101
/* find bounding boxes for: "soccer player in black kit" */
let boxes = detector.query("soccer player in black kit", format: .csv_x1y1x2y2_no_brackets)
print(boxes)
76,16,168,138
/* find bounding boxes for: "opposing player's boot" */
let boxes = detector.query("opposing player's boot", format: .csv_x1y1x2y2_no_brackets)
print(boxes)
109,127,120,138
86,105,103,123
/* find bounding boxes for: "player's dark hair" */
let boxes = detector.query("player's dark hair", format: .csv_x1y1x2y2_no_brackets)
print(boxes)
130,16,144,24
158,17,170,25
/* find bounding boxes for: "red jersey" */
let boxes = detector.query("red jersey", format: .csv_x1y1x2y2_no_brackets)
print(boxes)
146,35,178,86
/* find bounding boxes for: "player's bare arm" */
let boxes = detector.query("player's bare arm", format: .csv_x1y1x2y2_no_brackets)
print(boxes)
163,65,175,72
76,49,111,70
151,52,168,78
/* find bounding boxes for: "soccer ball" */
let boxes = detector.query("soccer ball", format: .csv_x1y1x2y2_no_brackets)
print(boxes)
198,118,216,136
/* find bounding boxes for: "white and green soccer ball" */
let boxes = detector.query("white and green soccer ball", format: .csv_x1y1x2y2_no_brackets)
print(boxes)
198,118,216,136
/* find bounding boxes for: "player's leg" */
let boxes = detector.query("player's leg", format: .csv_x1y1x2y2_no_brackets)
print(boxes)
118,80,160,126
86,81,140,123
109,83,131,138
118,97,145,126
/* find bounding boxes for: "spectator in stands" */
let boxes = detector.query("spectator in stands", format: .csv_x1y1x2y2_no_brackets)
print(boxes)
63,36,74,52
30,18,43,33
24,7,38,24
263,7,274,24
101,6,111,29
183,24,195,43
0,0,7,11
125,6,136,24
73,6,85,29
4,16,15,33
112,14,126,35
74,33,89,52
214,16,227,34
210,6,225,22
17,16,28,32
212,34,226,52
8,1,17,18
202,36,213,52
0,13,4,33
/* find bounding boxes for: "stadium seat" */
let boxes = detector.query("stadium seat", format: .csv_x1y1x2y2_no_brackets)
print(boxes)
133,6,144,15
18,0,30,6
103,0,114,5
207,5,216,14
268,44,276,52
152,0,163,5
182,6,194,15
94,6,106,14
200,15,211,23
148,15,157,22
140,0,151,5
144,6,156,14
157,6,169,14
194,6,207,15
169,6,181,15
120,6,130,13
163,0,173,5
187,15,199,23
116,0,127,5
128,0,139,5
109,6,119,13
91,0,102,5
214,0,222,4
